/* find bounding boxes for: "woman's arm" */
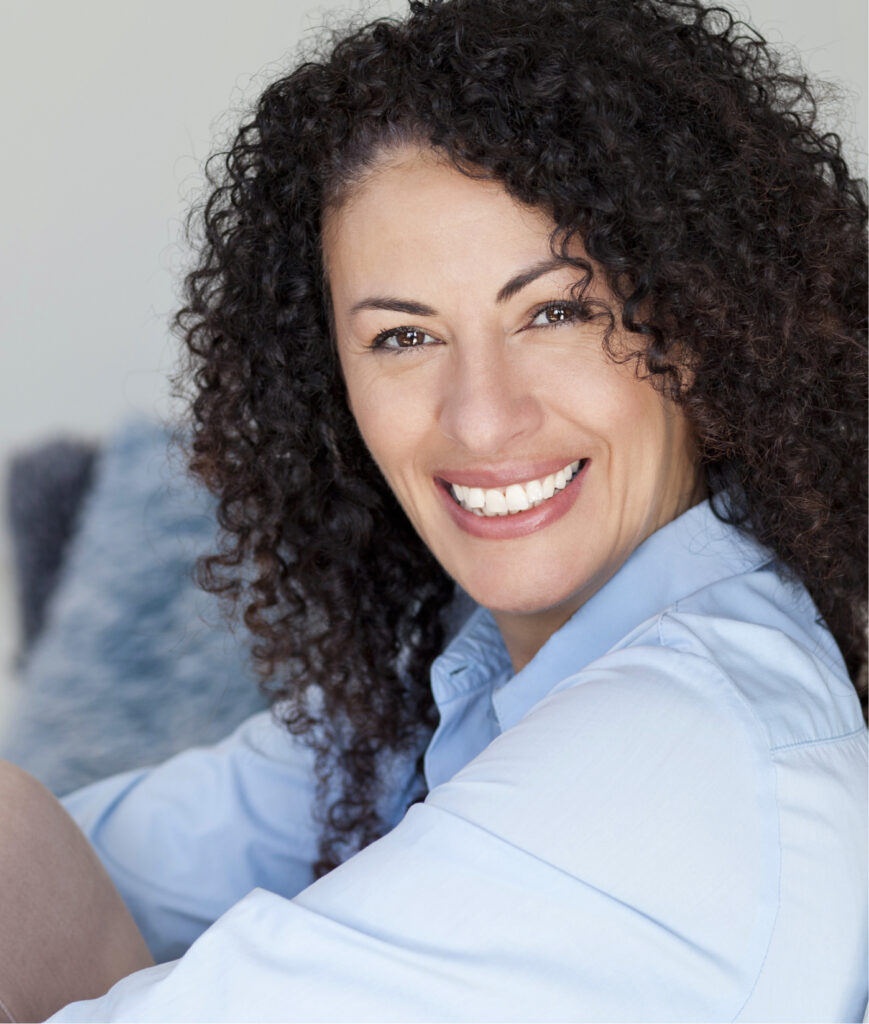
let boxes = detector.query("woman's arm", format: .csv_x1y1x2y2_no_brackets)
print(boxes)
49,644,808,1022
60,709,415,963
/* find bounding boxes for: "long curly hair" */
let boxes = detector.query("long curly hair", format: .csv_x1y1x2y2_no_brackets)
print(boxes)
174,0,868,877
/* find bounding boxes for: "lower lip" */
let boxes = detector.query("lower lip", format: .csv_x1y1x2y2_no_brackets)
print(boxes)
436,461,589,540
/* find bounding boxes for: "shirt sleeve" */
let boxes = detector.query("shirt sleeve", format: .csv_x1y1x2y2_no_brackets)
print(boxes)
59,710,327,961
51,645,780,1022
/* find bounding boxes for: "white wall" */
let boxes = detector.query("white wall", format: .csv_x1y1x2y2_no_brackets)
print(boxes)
741,0,866,172
0,0,865,459
0,0,391,457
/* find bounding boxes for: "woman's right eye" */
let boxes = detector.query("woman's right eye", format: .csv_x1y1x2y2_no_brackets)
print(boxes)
369,326,437,351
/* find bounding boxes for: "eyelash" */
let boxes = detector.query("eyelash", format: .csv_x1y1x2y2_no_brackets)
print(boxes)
367,300,590,352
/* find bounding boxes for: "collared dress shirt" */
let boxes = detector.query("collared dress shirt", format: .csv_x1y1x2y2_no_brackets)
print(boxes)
50,500,868,1022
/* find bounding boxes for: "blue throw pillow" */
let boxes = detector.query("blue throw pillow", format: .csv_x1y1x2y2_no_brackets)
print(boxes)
0,418,267,795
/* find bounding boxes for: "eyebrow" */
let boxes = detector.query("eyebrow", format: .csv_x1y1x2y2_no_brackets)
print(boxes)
495,256,571,304
349,256,571,317
350,297,438,317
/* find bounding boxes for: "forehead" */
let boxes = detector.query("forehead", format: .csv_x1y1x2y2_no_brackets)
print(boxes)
322,147,560,301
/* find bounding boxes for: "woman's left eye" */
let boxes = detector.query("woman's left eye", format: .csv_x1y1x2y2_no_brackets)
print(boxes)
528,302,583,328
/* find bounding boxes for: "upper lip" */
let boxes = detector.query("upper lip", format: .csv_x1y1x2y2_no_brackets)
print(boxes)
435,458,586,489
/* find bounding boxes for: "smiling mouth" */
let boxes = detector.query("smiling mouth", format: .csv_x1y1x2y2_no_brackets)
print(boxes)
446,459,588,517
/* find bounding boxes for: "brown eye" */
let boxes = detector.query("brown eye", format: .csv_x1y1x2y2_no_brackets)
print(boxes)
395,328,425,347
545,305,570,323
528,302,582,329
370,325,438,351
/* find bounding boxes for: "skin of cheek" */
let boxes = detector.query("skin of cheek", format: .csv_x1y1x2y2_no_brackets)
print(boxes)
345,363,440,540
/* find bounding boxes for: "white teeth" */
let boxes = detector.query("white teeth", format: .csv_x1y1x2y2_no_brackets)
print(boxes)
504,484,531,513
449,459,585,518
484,489,509,516
526,479,544,503
467,487,485,509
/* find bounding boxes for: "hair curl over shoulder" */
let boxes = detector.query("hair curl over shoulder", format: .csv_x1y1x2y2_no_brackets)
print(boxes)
174,0,868,876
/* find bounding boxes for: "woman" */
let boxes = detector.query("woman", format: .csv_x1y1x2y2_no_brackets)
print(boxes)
3,0,866,1020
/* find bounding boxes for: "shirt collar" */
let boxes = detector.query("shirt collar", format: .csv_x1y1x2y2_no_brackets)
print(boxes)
429,604,512,706
429,498,772,729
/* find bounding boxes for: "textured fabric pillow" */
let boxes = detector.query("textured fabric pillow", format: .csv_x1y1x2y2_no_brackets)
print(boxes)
0,419,267,795
6,437,99,655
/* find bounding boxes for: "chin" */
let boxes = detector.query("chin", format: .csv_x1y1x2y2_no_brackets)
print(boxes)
459,572,589,619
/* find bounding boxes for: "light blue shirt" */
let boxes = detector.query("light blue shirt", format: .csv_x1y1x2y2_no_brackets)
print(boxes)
51,500,868,1022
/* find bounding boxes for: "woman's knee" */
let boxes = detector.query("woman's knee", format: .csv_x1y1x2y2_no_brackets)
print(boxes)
0,760,153,1022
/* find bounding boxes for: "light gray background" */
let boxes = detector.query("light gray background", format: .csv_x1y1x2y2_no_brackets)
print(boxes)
0,0,864,457
0,0,865,714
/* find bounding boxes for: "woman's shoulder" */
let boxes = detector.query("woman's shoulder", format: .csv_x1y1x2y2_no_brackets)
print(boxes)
489,553,868,868
640,562,865,751
488,513,866,760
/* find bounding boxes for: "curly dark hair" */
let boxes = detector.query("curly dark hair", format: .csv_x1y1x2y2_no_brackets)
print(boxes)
174,0,868,877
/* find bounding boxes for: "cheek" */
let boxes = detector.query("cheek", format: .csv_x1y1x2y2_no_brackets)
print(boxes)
620,383,670,440
546,352,653,441
343,368,431,484
609,379,695,496
560,359,675,473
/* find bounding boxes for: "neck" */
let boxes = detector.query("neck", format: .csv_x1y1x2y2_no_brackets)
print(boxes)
492,600,582,674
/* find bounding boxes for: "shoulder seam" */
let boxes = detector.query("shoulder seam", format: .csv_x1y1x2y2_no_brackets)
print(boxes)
657,610,774,754
770,725,867,753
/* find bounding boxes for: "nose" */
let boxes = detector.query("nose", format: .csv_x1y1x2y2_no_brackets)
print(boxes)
437,339,542,457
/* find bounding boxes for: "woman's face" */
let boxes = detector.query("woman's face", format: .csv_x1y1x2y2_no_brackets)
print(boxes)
325,146,702,636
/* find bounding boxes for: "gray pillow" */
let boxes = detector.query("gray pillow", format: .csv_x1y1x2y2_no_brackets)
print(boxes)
6,437,99,656
0,418,267,795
